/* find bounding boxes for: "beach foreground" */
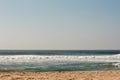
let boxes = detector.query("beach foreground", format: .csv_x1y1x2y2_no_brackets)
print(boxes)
0,70,120,80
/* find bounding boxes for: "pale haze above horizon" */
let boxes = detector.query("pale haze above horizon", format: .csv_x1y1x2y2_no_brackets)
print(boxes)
0,0,120,50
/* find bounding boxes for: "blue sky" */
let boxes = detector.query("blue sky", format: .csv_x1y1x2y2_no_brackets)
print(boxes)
0,0,120,50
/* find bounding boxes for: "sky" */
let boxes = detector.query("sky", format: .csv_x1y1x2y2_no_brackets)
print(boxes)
0,0,120,50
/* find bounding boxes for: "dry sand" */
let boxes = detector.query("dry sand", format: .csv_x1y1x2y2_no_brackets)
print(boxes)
0,70,120,80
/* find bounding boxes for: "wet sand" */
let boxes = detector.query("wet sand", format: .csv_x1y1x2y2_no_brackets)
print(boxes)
0,70,120,80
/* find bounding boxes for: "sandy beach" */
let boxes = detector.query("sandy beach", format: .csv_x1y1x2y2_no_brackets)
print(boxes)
0,70,120,80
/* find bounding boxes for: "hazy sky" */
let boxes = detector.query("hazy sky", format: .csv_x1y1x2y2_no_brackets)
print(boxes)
0,0,120,50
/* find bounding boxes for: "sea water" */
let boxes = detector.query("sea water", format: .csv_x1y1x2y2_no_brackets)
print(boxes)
0,50,120,72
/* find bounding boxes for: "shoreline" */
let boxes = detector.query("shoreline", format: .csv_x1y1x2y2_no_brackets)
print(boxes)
0,70,120,80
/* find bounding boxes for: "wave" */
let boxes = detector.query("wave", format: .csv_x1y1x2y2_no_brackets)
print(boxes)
0,54,120,63
0,54,120,71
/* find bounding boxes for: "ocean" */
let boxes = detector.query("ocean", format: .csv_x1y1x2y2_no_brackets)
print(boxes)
0,50,120,72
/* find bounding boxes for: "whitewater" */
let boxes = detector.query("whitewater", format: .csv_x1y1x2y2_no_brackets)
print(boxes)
0,54,120,66
0,50,120,71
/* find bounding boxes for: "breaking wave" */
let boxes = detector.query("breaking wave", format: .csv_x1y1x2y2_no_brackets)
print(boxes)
0,54,120,63
0,54,120,71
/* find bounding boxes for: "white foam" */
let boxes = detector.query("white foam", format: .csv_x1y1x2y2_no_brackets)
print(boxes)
0,54,120,63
